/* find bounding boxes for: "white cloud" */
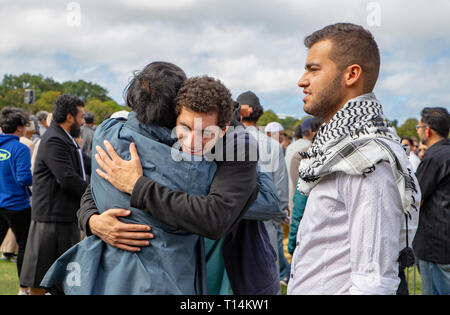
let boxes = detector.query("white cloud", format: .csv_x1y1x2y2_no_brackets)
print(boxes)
0,0,449,123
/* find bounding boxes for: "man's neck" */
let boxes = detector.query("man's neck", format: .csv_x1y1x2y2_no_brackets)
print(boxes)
242,121,256,128
9,131,22,137
427,136,445,148
59,122,72,135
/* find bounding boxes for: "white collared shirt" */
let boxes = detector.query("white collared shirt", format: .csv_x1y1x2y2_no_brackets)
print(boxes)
287,142,420,295
62,128,86,181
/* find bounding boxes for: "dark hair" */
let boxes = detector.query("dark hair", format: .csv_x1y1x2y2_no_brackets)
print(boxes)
243,104,264,123
124,62,187,129
52,94,84,123
175,76,234,128
310,117,325,133
36,110,48,122
401,137,413,147
83,112,95,124
421,107,450,138
294,124,303,139
236,91,264,123
0,107,30,134
304,23,380,92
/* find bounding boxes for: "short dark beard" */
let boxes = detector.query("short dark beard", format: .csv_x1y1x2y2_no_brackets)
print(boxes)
305,74,344,119
70,121,81,138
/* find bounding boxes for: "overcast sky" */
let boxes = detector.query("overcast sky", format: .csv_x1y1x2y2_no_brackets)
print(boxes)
1,0,449,124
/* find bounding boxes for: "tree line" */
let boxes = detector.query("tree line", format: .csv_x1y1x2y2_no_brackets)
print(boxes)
0,73,126,125
0,73,419,139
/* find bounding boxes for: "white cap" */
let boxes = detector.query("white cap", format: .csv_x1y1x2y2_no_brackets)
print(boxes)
110,110,130,119
26,120,35,132
265,122,284,133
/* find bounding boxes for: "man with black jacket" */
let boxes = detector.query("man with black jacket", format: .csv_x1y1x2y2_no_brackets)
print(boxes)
20,95,91,295
77,67,281,294
413,107,450,295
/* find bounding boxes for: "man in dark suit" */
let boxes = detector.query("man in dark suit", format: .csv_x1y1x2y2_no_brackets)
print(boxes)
20,94,91,295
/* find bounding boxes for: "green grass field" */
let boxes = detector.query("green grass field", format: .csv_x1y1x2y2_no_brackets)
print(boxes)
0,258,20,295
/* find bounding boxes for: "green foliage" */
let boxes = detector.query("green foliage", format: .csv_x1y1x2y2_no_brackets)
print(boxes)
257,110,282,126
397,118,419,139
32,90,61,113
85,98,128,125
0,73,61,101
0,74,123,121
0,89,28,111
61,80,111,102
257,110,302,136
280,116,300,135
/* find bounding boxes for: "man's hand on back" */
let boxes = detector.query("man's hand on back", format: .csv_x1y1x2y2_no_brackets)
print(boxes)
88,209,154,252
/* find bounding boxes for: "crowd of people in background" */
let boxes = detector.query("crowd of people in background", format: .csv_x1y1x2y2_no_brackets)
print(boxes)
0,22,449,296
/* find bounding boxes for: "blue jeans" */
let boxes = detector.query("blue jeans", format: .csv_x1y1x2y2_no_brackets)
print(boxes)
418,259,450,295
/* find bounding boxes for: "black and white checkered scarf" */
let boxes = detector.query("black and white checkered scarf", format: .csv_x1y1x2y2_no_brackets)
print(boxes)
297,93,419,217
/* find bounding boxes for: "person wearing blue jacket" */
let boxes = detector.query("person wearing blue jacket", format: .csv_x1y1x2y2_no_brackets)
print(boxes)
0,107,32,295
41,65,283,294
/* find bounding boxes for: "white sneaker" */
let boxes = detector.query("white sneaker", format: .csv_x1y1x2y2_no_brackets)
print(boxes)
18,289,29,295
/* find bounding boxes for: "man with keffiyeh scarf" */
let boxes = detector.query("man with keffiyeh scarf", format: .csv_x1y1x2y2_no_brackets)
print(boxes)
287,23,420,295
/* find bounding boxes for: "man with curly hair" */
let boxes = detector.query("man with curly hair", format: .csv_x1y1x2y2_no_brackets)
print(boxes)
42,68,282,294
173,76,234,157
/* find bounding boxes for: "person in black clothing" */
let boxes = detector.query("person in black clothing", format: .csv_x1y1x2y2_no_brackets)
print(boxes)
20,95,91,295
413,107,450,295
77,62,281,294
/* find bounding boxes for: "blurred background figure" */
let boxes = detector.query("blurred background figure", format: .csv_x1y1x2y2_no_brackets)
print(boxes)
20,119,36,158
418,142,428,160
80,112,95,157
35,111,49,138
0,107,33,295
280,132,292,155
401,137,421,172
265,122,285,149
286,117,323,257
238,91,289,292
413,107,450,295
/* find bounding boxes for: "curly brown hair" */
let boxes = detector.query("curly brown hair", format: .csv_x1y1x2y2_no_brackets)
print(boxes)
174,76,234,128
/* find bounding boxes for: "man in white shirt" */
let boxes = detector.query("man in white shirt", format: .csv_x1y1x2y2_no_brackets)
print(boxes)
287,23,420,295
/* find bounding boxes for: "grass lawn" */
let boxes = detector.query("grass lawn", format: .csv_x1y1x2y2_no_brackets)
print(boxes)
0,258,19,295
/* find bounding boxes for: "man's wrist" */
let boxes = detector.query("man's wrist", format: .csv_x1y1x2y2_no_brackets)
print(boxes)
126,175,142,195
88,214,100,235
130,176,150,209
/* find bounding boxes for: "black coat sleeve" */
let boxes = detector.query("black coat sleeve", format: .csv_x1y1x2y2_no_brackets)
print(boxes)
130,160,259,240
77,185,99,235
77,161,259,240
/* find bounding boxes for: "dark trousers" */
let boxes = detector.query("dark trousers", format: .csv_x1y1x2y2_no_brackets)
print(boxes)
0,208,31,285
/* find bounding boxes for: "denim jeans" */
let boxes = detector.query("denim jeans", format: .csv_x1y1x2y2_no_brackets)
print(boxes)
418,259,450,295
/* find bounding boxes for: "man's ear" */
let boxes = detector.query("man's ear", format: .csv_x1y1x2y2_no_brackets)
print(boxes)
425,125,433,138
344,64,363,87
66,113,74,124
